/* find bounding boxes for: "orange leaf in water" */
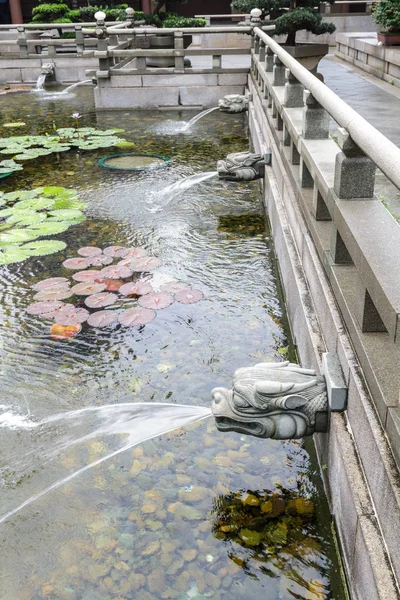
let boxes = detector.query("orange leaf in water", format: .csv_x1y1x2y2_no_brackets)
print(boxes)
50,323,81,340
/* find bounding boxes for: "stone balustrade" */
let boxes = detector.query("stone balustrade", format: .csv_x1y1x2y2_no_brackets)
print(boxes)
250,26,400,600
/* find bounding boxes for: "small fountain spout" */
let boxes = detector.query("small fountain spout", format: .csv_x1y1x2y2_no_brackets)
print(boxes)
211,354,347,440
35,63,55,90
182,107,219,131
218,94,250,113
217,150,271,181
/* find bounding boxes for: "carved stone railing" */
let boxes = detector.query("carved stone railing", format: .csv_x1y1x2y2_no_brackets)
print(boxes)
250,25,400,467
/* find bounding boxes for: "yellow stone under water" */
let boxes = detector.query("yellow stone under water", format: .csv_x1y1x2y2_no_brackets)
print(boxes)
104,155,166,169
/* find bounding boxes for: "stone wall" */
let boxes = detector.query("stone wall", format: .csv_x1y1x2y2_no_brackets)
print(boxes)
0,56,97,84
94,72,247,109
247,74,400,600
336,32,400,88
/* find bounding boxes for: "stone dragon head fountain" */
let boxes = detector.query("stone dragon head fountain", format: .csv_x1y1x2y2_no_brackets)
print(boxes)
211,354,347,440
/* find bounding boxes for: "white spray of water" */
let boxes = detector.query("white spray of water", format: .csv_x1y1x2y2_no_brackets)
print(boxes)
182,107,219,131
0,402,211,525
148,171,218,213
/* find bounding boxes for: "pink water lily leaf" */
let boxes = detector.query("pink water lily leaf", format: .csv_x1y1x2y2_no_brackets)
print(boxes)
32,277,69,292
96,278,124,292
99,265,132,280
78,247,103,257
118,307,156,327
87,254,113,267
33,288,73,302
130,256,162,272
54,306,89,326
87,310,119,327
119,281,153,297
63,257,91,270
85,292,119,308
72,270,102,282
138,291,174,310
175,289,204,304
160,281,192,295
26,300,66,316
124,247,147,259
103,246,130,258
71,282,106,296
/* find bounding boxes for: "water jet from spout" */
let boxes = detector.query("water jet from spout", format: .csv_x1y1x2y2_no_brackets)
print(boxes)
182,107,219,131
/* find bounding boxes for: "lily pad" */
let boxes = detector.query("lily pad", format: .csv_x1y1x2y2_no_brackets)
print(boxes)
87,254,113,267
50,323,81,340
85,292,118,308
96,278,124,292
6,212,46,226
33,288,73,301
26,300,66,315
63,257,91,270
87,310,119,328
0,245,30,264
103,245,130,258
70,282,106,295
0,229,41,243
175,289,204,304
27,221,71,236
72,270,102,282
54,306,89,326
98,265,132,280
32,277,69,291
77,246,103,257
119,282,153,297
118,307,156,327
138,292,174,310
130,256,162,272
160,281,191,294
22,239,67,257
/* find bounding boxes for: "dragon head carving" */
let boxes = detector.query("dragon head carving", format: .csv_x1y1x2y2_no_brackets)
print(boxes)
217,151,266,181
218,94,249,114
211,362,328,439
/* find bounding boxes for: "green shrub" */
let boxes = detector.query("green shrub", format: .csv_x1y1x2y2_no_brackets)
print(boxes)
31,2,69,22
66,9,82,22
162,16,206,27
231,0,286,19
373,0,400,32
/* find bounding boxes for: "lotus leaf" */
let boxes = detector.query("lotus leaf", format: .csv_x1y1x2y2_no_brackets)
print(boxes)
28,221,71,236
21,240,67,257
15,197,55,211
0,245,30,265
92,129,125,135
48,209,85,221
7,212,46,226
114,141,135,150
42,186,69,196
4,190,39,201
0,229,41,243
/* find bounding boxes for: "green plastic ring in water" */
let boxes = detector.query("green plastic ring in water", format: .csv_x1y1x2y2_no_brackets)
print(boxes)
98,152,170,172
0,172,12,180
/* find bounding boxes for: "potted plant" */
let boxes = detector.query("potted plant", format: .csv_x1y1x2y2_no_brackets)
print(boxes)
373,0,400,45
231,0,336,71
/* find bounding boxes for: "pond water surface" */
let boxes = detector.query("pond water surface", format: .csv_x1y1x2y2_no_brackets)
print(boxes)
0,88,347,600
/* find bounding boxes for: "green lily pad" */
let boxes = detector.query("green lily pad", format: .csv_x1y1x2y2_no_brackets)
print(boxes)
28,221,71,236
0,228,41,243
42,186,70,196
7,212,46,226
21,239,67,257
0,245,30,265
48,209,85,221
114,141,135,150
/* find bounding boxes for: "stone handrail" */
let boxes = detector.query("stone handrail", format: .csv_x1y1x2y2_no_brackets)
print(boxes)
250,26,400,467
253,27,400,190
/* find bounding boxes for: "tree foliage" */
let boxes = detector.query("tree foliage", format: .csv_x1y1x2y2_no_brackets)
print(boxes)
373,0,400,32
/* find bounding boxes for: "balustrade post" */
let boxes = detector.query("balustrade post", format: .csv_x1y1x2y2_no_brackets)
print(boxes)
17,26,28,58
259,39,266,62
174,31,185,72
213,54,222,69
75,25,84,57
302,89,329,139
272,55,286,86
254,36,260,55
97,37,110,72
284,69,304,108
265,47,274,72
333,128,376,199
283,124,291,147
312,185,331,220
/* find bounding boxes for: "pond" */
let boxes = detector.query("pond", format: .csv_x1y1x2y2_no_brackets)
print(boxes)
0,88,347,600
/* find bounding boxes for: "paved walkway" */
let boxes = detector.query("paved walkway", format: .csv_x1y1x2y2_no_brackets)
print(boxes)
319,55,400,148
318,55,400,215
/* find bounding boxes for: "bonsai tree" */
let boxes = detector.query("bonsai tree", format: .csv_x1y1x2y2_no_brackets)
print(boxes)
231,0,336,45
373,0,400,33
274,7,336,46
31,0,70,23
